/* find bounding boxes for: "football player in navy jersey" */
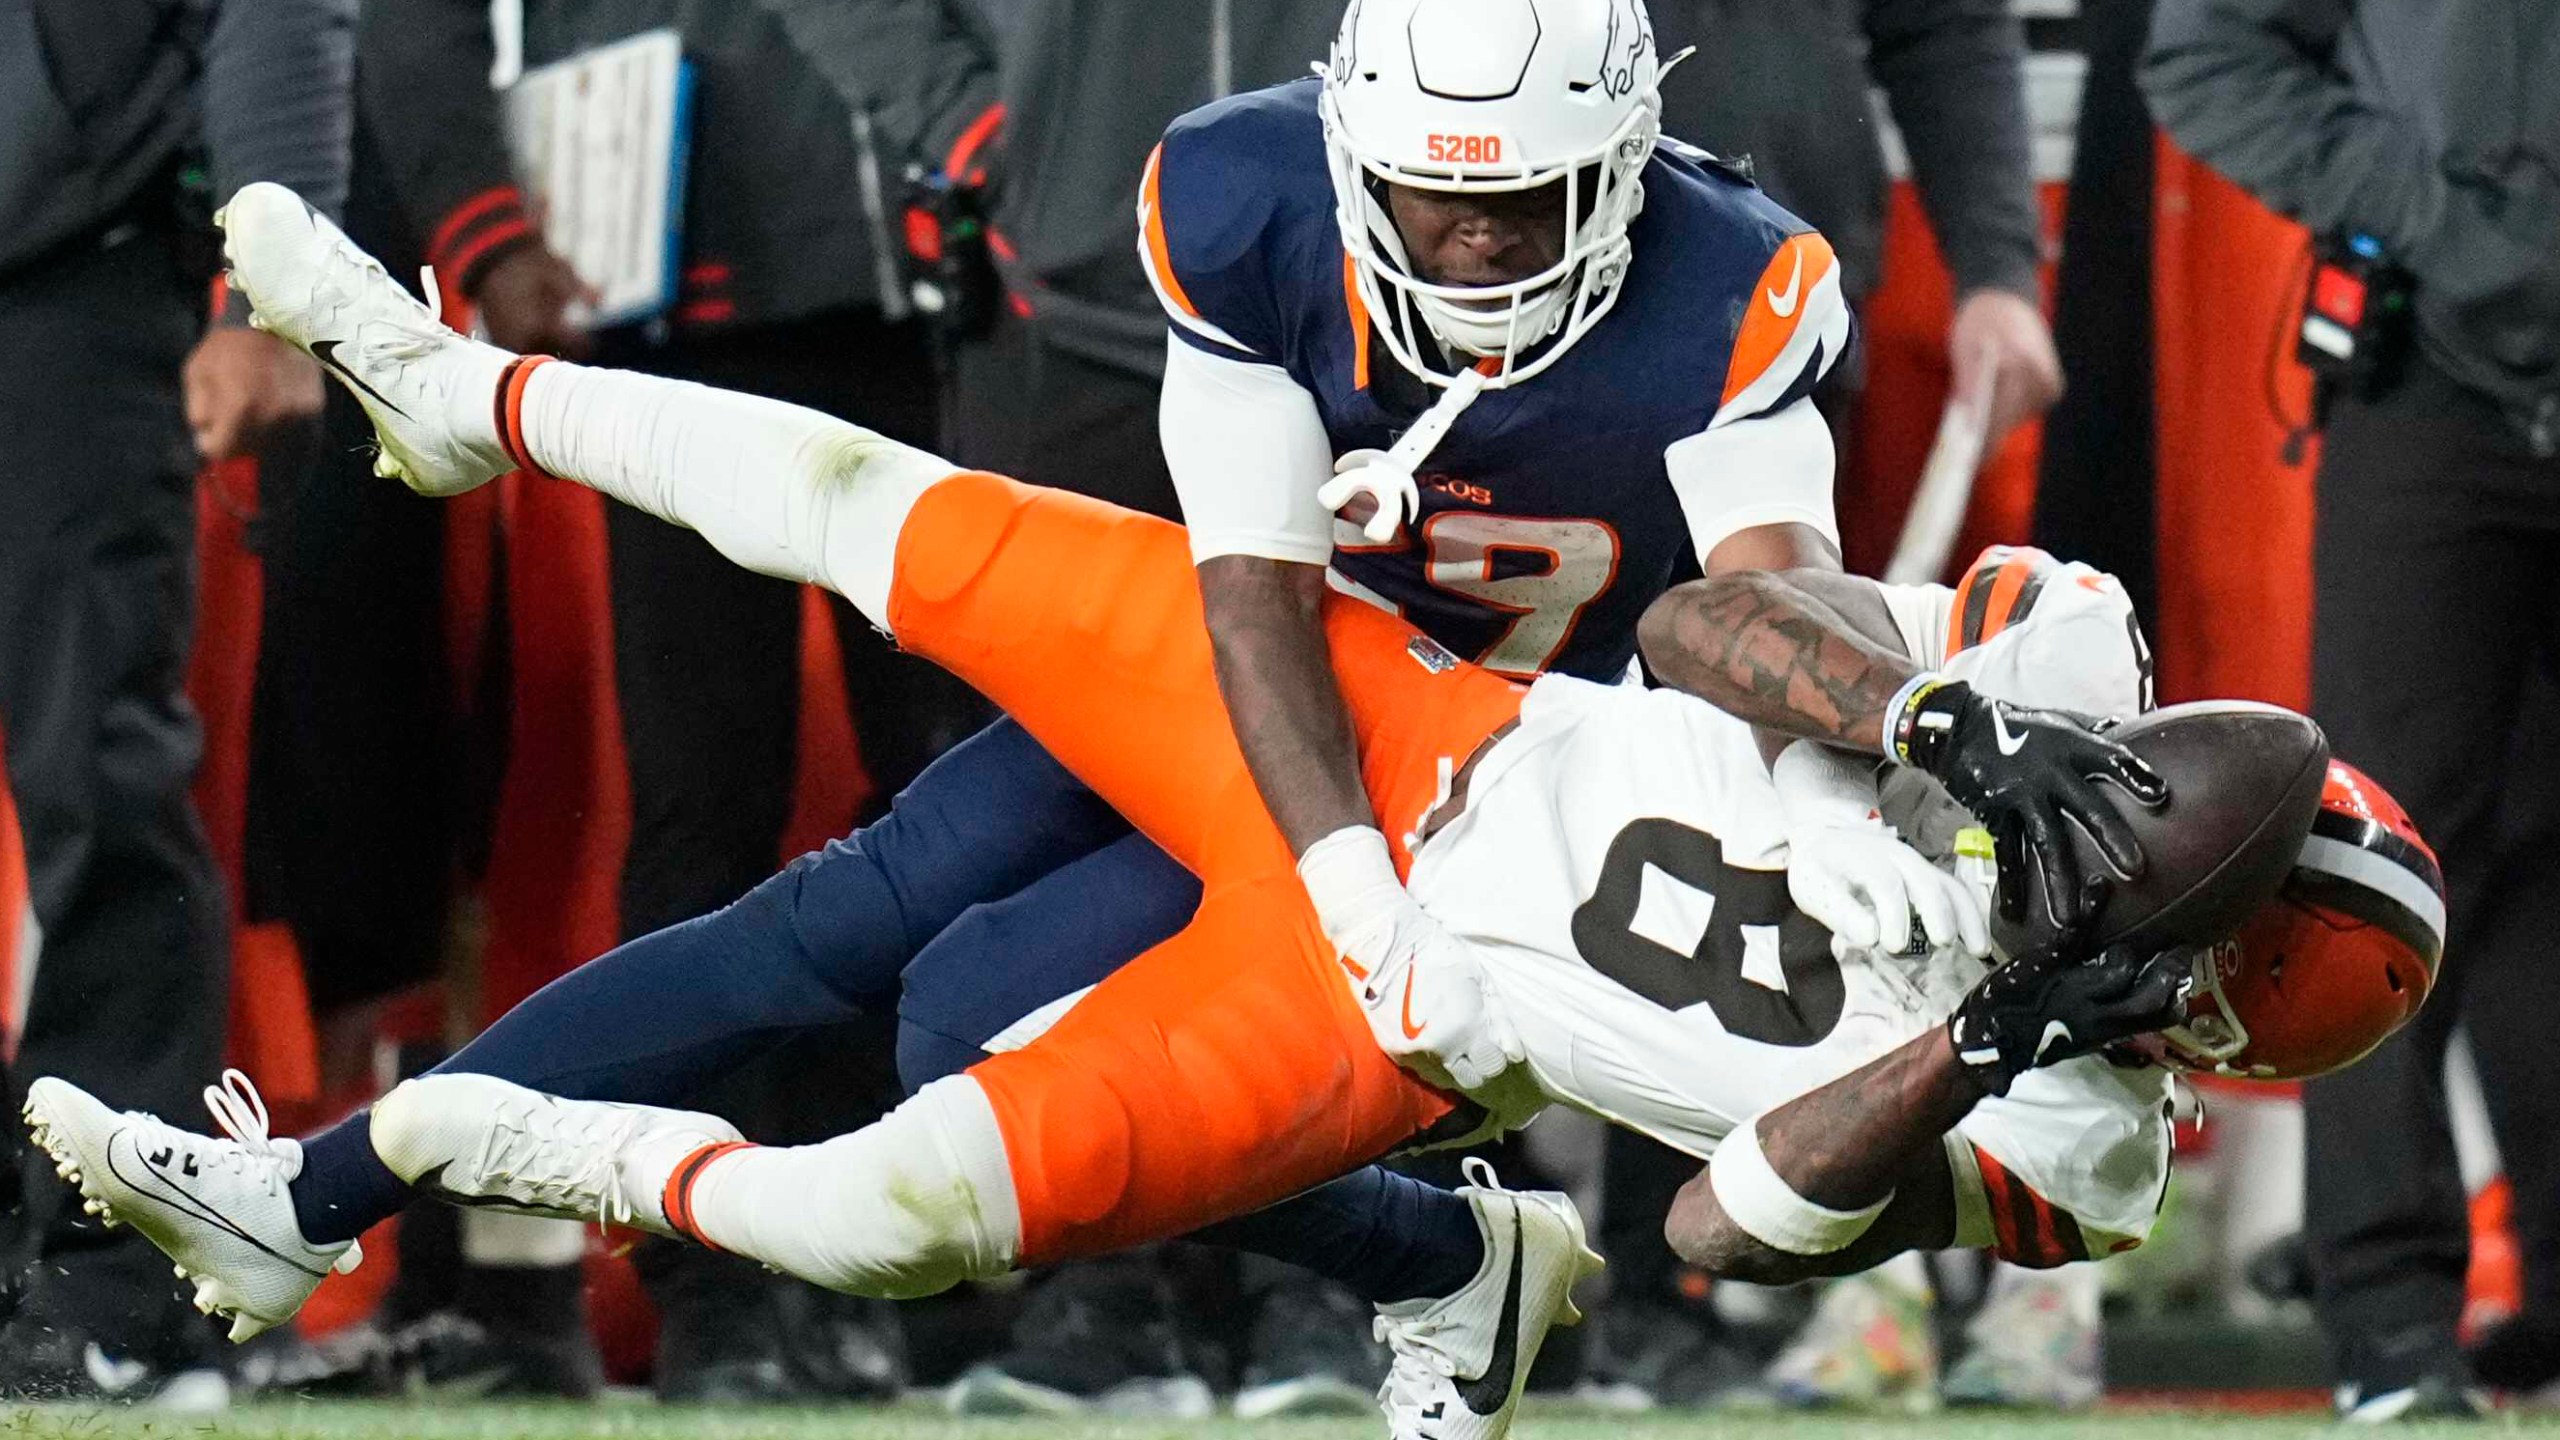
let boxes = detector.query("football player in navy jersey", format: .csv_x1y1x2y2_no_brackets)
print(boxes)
117,4,2160,1433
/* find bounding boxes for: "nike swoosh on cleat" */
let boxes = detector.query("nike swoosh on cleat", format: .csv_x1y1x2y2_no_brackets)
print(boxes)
409,1161,571,1215
1456,1209,1527,1415
103,1138,334,1280
312,340,413,421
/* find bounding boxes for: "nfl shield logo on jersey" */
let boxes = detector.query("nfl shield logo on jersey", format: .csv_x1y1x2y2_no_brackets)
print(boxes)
1408,634,1461,674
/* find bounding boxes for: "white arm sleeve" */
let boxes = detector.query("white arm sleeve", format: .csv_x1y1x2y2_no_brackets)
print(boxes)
1158,335,1338,566
1875,581,1958,669
1663,398,1841,564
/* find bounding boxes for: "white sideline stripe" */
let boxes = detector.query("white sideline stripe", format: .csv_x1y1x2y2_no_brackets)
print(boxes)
2297,834,2446,944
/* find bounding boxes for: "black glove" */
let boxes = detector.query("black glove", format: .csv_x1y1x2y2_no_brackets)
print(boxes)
1946,930,2194,1097
1890,678,2168,929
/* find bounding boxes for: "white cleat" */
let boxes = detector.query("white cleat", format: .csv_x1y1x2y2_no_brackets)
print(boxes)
1373,1160,1604,1440
215,181,517,498
22,1072,362,1344
369,1073,743,1237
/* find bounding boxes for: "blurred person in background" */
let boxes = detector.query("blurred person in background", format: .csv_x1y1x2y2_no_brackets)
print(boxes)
1578,0,2075,1412
0,0,351,1404
351,0,996,1403
928,1,1337,517
1653,0,2064,461
2145,0,2560,1420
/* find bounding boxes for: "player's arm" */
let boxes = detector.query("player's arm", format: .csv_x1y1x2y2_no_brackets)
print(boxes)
1664,938,2191,1284
1640,245,2162,933
1643,552,2169,929
1143,135,1516,1088
1642,230,1922,745
1158,337,1519,1090
1154,336,1369,850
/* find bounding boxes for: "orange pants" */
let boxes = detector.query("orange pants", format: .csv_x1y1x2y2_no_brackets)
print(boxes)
886,473,1526,1264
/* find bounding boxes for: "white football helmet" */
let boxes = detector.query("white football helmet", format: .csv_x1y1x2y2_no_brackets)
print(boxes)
1319,0,1664,389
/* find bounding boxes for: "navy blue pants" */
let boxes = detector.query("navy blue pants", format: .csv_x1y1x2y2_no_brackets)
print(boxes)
293,718,1486,1303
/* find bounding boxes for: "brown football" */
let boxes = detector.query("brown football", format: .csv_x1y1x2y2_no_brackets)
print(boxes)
1993,700,2331,956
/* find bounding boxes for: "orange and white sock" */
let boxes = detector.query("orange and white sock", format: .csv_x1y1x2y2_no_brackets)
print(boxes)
658,1077,1021,1299
496,358,960,630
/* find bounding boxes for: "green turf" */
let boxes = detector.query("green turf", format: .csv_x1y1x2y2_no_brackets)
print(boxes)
4,1403,2556,1440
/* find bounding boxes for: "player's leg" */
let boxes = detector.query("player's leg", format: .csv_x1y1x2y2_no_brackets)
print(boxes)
894,832,1200,1093
952,879,1594,1432
339,882,1427,1299
949,873,1453,1263
21,715,1138,1335
893,833,1486,1306
277,715,1133,1246
885,475,1528,880
219,187,1521,890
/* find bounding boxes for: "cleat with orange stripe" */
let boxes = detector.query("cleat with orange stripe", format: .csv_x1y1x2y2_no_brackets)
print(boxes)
215,182,523,498
369,1074,740,1238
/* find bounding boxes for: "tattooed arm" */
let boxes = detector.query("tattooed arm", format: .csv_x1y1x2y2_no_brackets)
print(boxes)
1638,538,1919,754
1663,1028,1976,1283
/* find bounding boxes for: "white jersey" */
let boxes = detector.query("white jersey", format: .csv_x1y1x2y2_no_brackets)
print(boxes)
1406,558,2172,1255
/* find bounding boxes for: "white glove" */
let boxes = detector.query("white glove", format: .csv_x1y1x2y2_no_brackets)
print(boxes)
1315,448,1418,545
1788,821,1990,958
1298,826,1523,1091
1772,739,1989,958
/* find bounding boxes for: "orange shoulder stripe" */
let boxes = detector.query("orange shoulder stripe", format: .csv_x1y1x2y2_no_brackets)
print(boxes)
1721,231,1837,409
1344,253,1372,390
1141,145,1200,320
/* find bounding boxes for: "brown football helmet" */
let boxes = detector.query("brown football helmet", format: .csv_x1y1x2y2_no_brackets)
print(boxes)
2156,761,2444,1080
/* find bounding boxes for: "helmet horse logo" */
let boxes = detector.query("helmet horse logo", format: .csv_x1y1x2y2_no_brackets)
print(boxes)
1591,0,1653,100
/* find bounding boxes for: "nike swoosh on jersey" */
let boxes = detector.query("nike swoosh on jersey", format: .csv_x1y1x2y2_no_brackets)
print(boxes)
1766,248,1804,318
312,339,413,421
1456,1210,1527,1415
1991,708,2029,756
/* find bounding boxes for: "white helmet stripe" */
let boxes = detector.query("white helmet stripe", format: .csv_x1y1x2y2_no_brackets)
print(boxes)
2296,833,2448,950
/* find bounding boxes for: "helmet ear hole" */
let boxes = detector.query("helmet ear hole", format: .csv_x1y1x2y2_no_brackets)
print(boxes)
2385,965,2406,995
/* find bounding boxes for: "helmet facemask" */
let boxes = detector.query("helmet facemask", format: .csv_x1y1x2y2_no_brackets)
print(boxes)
1322,94,1654,388
1315,0,1668,390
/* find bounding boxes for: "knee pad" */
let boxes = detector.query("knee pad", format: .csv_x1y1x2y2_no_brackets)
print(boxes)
735,1076,1022,1299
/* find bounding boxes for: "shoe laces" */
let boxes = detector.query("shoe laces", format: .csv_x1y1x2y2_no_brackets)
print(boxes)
474,1098,643,1229
1374,1157,1516,1416
1373,1317,1459,1423
290,241,450,371
197,1069,291,1191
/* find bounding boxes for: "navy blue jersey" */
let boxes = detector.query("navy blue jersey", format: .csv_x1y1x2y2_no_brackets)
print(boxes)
1141,78,1848,682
